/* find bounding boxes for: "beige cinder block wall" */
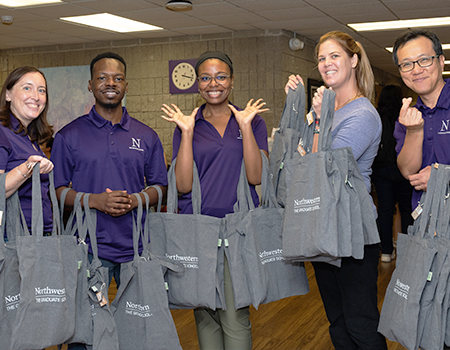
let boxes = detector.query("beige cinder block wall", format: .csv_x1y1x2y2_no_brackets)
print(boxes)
0,29,406,160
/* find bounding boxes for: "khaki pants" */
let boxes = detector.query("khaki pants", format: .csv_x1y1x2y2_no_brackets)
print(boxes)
194,257,252,350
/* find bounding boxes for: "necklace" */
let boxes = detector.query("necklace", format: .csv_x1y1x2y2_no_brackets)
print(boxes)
335,92,362,111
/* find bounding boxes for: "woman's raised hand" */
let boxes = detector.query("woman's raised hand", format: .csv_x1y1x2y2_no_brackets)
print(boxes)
284,74,304,95
229,99,269,127
161,104,199,133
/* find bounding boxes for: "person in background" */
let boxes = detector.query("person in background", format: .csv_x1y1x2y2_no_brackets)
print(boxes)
161,51,268,350
51,52,168,350
392,30,449,209
0,66,54,233
286,31,387,350
371,84,413,263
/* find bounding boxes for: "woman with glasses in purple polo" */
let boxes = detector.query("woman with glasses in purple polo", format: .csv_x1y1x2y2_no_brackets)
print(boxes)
161,51,268,350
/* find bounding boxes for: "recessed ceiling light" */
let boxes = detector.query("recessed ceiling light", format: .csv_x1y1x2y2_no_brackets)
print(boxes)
166,0,193,12
60,13,163,33
0,0,61,7
349,16,450,31
386,43,450,53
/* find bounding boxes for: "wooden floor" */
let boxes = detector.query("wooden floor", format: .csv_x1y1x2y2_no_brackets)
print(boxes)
49,257,405,350
169,259,406,350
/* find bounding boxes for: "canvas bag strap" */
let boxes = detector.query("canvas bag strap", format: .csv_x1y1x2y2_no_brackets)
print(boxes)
233,158,255,213
417,163,439,238
149,185,163,213
29,163,61,236
131,193,144,261
317,88,336,152
293,82,306,132
82,193,100,260
0,173,6,230
48,170,62,236
149,252,185,273
73,192,87,242
63,191,84,236
141,191,151,250
260,151,278,209
167,158,202,214
0,174,22,242
59,187,72,234
31,162,44,236
280,83,306,132
435,165,450,239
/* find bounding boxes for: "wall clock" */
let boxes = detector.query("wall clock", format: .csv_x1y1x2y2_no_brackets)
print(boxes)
169,59,198,94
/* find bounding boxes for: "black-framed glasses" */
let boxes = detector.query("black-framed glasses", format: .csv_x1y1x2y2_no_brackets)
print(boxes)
197,75,231,86
398,55,440,73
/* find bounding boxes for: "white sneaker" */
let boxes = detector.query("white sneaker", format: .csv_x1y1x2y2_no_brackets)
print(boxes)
381,250,396,263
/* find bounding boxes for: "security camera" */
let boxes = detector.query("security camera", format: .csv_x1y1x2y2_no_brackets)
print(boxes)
289,38,304,51
1,16,13,25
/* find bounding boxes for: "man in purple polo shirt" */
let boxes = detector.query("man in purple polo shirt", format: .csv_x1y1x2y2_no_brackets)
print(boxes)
51,52,167,287
393,30,450,208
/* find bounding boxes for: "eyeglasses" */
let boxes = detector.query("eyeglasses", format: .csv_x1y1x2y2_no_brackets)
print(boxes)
398,55,440,73
197,75,231,86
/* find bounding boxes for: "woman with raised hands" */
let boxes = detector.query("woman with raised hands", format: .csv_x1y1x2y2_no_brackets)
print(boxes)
162,51,268,350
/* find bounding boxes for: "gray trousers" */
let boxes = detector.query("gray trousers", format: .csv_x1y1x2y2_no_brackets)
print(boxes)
194,257,252,350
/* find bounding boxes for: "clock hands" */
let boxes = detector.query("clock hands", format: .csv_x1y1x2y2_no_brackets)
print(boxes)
182,74,194,80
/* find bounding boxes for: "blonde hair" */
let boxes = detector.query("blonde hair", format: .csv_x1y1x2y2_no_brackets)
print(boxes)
315,31,374,100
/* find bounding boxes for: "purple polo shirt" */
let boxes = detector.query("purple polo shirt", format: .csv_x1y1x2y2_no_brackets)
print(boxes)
0,115,52,233
394,79,450,207
51,106,167,263
172,103,268,218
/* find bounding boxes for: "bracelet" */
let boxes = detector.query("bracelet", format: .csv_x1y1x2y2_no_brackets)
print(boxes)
17,162,34,179
17,167,28,178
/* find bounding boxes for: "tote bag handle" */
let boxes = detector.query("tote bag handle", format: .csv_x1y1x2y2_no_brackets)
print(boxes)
260,152,279,209
166,158,202,214
233,158,255,213
316,88,336,153
29,163,61,236
280,82,306,132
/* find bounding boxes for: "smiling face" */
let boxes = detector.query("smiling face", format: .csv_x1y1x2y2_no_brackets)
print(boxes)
197,58,234,106
317,39,358,93
6,71,47,127
397,36,445,105
89,58,128,110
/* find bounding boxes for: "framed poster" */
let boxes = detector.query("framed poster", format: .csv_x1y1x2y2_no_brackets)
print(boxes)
40,65,95,133
307,78,323,112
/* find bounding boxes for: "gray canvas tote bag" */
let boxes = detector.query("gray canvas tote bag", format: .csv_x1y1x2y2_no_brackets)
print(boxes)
236,153,310,309
59,189,93,346
148,159,223,310
222,159,254,310
269,82,313,208
417,164,450,350
10,166,79,350
0,176,23,350
378,164,442,350
282,88,342,261
111,193,183,350
80,194,119,350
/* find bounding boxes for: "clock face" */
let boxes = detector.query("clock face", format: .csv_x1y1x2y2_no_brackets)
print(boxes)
172,62,196,90
169,59,198,94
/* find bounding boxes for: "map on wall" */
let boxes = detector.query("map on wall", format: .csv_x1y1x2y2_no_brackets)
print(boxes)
40,65,95,133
